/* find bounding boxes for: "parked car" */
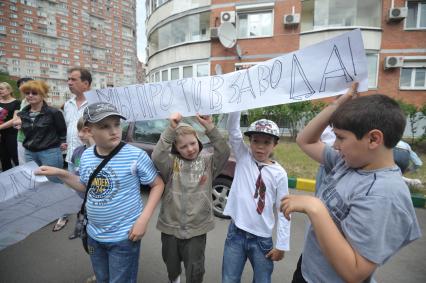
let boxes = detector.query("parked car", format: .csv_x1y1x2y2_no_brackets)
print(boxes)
121,116,235,218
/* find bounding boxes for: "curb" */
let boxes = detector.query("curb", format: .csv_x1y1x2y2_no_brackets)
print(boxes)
288,177,316,192
288,178,426,209
411,194,426,208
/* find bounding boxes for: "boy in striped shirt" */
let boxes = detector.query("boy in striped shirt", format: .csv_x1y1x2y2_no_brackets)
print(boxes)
36,102,164,283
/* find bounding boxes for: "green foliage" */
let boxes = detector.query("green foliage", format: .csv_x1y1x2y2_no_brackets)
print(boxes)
0,72,20,99
273,141,426,183
247,101,325,140
397,100,425,144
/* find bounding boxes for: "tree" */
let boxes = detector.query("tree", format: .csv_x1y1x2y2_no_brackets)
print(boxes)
0,72,20,99
397,100,425,144
248,101,325,140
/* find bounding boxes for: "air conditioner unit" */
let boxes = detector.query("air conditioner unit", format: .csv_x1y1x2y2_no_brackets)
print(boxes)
221,11,236,24
210,27,219,39
384,56,404,69
283,13,300,25
388,7,408,21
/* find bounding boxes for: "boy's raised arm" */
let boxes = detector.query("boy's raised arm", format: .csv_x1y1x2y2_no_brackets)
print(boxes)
296,83,358,164
152,113,182,178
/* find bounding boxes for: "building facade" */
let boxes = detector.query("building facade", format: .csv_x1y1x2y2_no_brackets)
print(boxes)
144,0,425,106
0,0,138,106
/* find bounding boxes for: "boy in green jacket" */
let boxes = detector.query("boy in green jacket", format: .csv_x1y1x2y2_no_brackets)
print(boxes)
152,112,230,283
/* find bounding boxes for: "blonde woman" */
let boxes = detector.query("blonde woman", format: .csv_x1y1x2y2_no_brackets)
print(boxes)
0,82,21,171
16,80,66,182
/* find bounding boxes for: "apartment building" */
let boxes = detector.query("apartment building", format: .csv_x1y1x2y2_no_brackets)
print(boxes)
0,0,137,106
145,0,425,106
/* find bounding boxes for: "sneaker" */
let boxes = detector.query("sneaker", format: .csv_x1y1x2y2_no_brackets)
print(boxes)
52,216,68,232
85,275,96,283
68,233,78,240
169,275,180,283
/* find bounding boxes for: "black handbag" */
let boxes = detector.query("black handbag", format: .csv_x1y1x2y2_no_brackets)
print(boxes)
78,142,125,254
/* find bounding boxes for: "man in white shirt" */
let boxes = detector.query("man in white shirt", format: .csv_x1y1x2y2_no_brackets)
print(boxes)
63,67,91,172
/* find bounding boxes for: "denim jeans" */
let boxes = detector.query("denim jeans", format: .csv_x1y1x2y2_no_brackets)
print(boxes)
88,235,141,283
25,147,63,183
222,221,274,283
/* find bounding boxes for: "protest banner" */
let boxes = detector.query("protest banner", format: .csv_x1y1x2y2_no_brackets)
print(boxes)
85,29,368,121
0,162,82,251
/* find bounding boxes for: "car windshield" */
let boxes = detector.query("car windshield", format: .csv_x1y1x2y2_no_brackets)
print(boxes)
131,114,228,145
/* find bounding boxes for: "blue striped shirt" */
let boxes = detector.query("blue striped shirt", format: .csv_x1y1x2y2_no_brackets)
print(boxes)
79,144,158,242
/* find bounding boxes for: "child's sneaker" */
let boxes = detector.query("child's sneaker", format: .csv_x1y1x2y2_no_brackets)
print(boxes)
169,275,180,283
52,215,68,232
85,275,96,283
68,233,78,240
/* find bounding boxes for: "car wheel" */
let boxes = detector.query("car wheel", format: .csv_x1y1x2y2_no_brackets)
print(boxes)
212,177,232,219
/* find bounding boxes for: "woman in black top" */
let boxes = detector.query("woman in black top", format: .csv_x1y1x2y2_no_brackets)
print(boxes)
16,80,66,182
0,82,21,171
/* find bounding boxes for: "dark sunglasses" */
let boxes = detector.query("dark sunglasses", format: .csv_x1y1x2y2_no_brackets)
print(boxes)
24,91,39,96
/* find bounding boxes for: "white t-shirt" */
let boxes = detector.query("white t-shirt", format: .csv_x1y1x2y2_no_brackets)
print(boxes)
224,112,290,251
64,97,88,163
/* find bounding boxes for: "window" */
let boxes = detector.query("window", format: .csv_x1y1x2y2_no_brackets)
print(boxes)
235,62,258,71
196,64,209,77
183,66,193,78
237,10,273,38
161,69,169,81
366,52,378,88
400,68,426,89
149,12,210,54
406,1,426,29
312,0,381,29
171,67,179,80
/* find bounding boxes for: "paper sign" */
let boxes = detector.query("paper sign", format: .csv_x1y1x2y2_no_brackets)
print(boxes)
85,29,368,121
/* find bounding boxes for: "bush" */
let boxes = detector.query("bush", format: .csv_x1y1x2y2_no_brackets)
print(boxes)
397,100,425,144
0,72,20,99
248,101,325,139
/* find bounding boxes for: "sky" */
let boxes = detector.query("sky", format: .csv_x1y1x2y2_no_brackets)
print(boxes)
136,0,147,63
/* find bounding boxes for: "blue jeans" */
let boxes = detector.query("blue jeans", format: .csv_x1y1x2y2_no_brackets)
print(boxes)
25,147,63,183
87,235,141,283
222,222,274,283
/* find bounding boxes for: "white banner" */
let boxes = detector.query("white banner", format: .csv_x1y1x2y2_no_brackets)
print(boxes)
0,162,82,251
85,29,368,121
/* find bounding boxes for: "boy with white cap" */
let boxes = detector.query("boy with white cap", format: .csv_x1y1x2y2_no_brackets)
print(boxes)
222,112,290,283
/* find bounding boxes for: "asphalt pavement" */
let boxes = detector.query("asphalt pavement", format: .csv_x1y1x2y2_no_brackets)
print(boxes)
0,189,425,283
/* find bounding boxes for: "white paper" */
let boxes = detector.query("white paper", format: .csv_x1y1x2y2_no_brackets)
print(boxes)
0,162,82,251
85,29,368,121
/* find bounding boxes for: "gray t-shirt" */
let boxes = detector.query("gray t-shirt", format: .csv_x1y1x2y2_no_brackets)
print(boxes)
301,146,422,283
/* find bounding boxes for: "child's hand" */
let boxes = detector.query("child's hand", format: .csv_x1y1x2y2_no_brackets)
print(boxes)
266,248,285,261
280,195,322,220
35,166,62,177
128,215,148,241
169,112,182,129
196,113,214,131
60,143,68,151
335,82,359,107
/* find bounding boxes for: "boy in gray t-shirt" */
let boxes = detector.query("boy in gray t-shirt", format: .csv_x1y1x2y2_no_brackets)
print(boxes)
281,83,422,283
